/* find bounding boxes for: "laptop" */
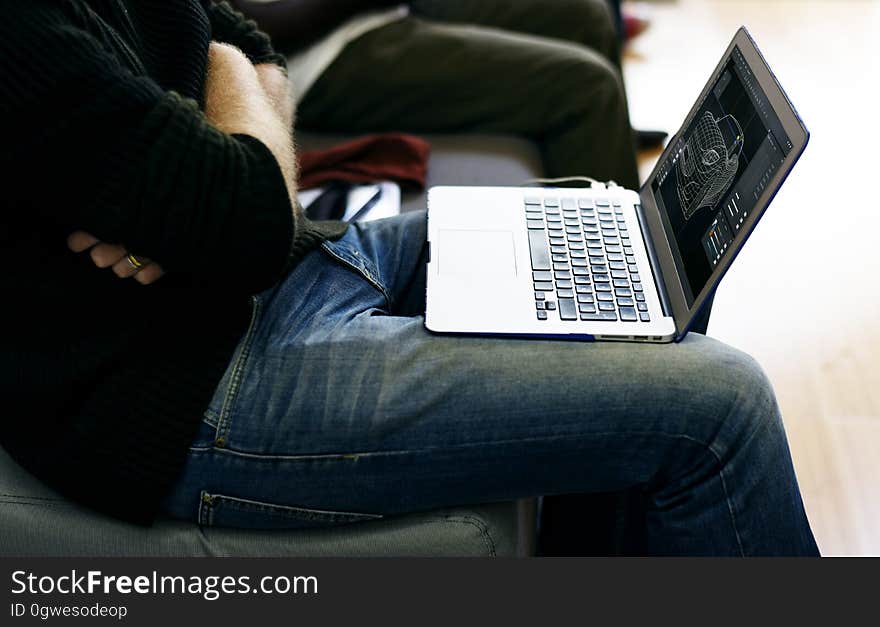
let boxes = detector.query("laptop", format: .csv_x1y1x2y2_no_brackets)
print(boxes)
425,27,808,343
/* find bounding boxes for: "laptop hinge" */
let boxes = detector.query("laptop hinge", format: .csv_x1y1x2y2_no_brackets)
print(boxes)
634,202,674,319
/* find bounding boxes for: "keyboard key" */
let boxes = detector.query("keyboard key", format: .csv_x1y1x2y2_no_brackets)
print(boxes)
597,293,613,302
609,262,625,271
573,267,590,276
599,302,615,312
623,247,634,255
534,281,554,291
537,310,548,320
548,223,563,231
556,280,573,289
559,299,577,320
528,230,551,270
589,256,605,264
578,198,595,209
555,270,572,279
557,289,574,299
564,219,580,227
550,237,565,246
526,205,542,214
633,283,643,292
637,303,648,312
565,226,581,235
640,313,651,322
566,234,583,242
551,246,567,255
613,279,629,288
575,285,593,294
635,293,646,302
546,214,562,223
574,278,591,287
525,196,541,206
607,253,624,262
533,270,552,281
579,303,596,314
577,294,594,303
611,270,627,279
626,255,636,265
595,284,612,292
527,219,544,230
631,274,641,283
606,245,622,253
546,301,557,311
571,258,588,267
536,301,545,310
593,275,610,284
620,307,637,322
618,297,635,307
615,288,632,297
587,242,603,250
569,242,585,250
535,291,545,301
628,265,639,274
552,254,568,263
570,250,587,259
591,263,608,272
553,263,569,271
544,198,559,207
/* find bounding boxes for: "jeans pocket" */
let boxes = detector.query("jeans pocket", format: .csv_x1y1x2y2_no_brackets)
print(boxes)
198,491,384,530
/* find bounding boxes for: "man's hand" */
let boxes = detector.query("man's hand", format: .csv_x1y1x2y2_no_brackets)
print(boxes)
67,231,165,285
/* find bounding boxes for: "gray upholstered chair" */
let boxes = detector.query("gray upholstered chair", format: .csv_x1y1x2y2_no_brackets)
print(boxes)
0,134,543,557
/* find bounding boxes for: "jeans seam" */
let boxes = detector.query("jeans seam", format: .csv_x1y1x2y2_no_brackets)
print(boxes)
184,429,716,462
216,295,262,443
320,241,392,310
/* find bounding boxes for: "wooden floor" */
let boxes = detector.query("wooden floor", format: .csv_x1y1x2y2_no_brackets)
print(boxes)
623,0,880,555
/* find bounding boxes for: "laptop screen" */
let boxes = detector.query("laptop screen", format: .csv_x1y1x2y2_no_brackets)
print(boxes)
650,45,794,305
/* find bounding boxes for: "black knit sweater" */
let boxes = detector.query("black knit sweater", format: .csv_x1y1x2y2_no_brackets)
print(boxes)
0,0,346,524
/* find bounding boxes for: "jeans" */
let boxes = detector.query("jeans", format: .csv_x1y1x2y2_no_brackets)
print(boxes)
162,211,819,556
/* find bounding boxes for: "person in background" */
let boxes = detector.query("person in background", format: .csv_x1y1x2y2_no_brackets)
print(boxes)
230,0,642,189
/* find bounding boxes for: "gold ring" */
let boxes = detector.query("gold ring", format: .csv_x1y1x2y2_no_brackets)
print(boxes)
126,254,146,270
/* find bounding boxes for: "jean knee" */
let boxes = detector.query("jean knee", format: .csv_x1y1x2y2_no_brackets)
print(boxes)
696,344,784,454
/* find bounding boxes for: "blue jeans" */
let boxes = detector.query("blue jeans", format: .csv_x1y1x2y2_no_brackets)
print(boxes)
161,211,818,556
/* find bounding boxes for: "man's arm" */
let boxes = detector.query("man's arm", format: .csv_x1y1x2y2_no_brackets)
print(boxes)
67,43,299,286
227,0,403,52
3,8,297,293
205,43,297,203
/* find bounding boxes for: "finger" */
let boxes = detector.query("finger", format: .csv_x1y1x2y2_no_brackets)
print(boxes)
90,243,128,268
67,231,100,253
133,263,165,285
112,255,152,279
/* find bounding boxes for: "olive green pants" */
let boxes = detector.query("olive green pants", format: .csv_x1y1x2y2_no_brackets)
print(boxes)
297,0,640,189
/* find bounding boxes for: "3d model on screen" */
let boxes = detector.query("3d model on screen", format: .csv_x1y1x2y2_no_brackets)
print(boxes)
676,111,744,220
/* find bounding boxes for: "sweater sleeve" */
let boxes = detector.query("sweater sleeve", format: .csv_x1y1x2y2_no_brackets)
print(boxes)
2,8,295,294
204,0,288,70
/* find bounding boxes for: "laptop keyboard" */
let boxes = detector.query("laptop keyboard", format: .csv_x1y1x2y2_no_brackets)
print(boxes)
525,196,651,323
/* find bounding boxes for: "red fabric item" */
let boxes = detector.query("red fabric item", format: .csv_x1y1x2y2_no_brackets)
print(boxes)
298,133,431,191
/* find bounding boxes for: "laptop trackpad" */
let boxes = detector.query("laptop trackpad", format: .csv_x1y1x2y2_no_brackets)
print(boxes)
438,229,517,284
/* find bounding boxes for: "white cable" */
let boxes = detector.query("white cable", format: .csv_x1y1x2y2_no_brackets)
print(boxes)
520,176,619,188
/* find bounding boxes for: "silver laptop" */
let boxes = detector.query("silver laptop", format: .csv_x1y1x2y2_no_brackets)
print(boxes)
425,27,808,343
